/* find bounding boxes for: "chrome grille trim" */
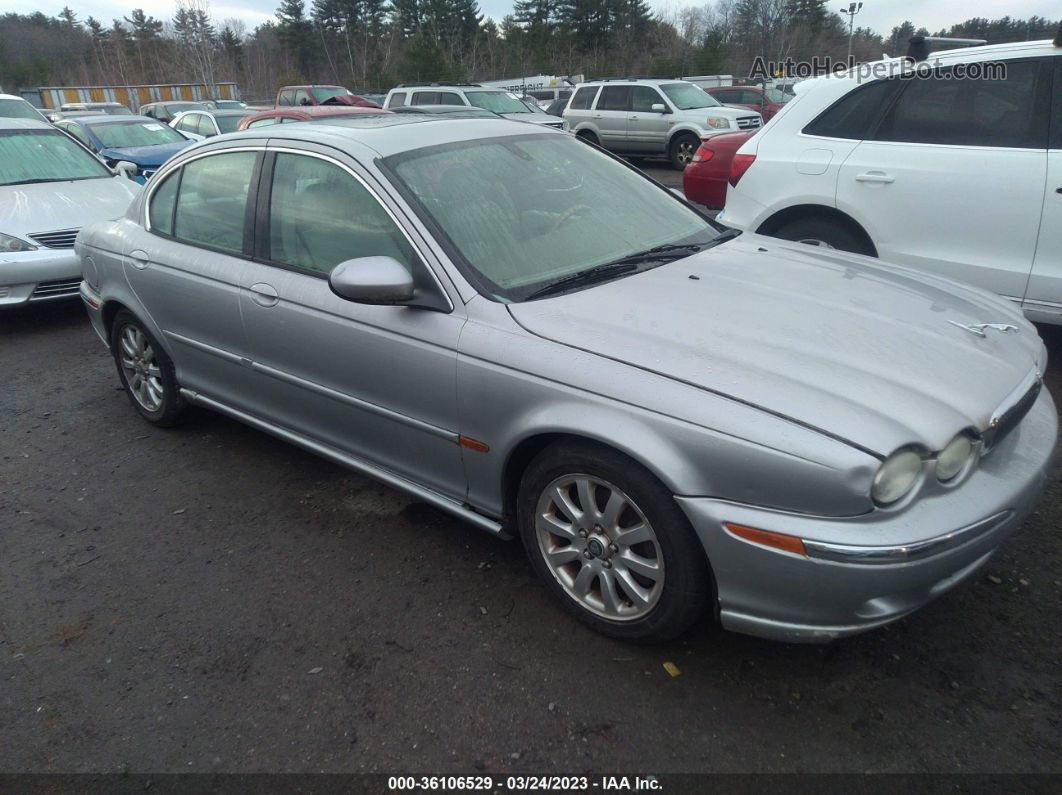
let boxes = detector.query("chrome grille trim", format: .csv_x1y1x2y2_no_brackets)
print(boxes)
736,116,762,129
28,228,79,249
983,369,1043,452
30,278,82,300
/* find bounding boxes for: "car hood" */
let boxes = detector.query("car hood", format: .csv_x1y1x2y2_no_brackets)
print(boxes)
698,105,756,120
1,176,141,239
507,236,1043,455
97,141,191,166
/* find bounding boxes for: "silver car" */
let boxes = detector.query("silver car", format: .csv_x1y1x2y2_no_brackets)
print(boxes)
76,116,1057,643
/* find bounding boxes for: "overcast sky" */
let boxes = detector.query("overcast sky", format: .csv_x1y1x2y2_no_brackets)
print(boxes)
9,0,1059,37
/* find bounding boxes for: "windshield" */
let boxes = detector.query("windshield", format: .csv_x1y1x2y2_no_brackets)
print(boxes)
168,103,206,114
216,114,250,133
0,129,111,186
386,134,719,302
764,88,789,104
312,87,353,101
0,99,45,121
215,100,247,109
89,120,186,148
465,91,532,114
103,106,133,115
662,83,721,110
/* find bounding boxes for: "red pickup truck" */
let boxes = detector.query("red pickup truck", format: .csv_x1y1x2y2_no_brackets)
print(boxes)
275,85,381,109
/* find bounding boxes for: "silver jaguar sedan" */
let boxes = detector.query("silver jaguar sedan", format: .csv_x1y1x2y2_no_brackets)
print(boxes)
76,115,1057,643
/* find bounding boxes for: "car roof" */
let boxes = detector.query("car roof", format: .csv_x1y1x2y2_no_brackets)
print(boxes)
0,117,57,131
242,115,551,159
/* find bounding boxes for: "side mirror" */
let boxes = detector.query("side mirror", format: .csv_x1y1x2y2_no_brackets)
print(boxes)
650,103,668,114
114,161,138,180
329,256,415,304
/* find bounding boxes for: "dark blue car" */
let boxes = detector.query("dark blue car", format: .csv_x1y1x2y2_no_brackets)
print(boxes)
53,115,193,184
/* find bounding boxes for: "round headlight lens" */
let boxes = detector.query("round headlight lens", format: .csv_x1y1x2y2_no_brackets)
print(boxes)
872,449,923,506
936,434,974,482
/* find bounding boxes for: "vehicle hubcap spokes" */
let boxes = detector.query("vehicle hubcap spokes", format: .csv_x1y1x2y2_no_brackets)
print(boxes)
535,474,664,621
678,142,695,164
119,325,164,412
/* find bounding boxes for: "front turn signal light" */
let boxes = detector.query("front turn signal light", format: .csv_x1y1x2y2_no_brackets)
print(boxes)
725,522,807,556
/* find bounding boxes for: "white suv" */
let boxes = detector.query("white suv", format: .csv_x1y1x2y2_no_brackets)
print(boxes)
562,78,763,169
720,37,1062,323
383,84,568,131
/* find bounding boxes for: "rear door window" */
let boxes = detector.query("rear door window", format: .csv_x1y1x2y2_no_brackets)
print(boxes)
172,151,257,255
411,92,437,105
873,59,1049,149
436,92,463,105
278,90,295,106
596,86,631,111
295,89,313,106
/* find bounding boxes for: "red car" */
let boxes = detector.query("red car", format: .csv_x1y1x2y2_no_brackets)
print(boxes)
237,105,390,131
682,131,755,209
704,85,789,122
275,85,382,109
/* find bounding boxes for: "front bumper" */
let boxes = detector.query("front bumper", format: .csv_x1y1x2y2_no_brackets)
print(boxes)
677,388,1057,642
0,249,82,307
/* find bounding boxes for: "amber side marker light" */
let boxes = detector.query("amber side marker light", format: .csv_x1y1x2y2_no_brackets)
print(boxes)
458,435,490,453
724,523,807,556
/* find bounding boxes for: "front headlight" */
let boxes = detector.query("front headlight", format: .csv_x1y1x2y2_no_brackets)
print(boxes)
707,117,732,129
871,449,923,506
0,233,37,253
936,433,975,482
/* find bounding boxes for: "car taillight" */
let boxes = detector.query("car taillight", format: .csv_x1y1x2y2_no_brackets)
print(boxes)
728,154,757,187
691,145,714,164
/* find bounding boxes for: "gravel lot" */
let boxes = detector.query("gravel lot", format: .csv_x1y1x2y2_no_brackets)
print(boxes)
1,201,1060,775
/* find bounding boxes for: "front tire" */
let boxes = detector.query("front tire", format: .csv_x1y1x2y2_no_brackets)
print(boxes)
111,310,187,427
517,441,712,643
669,133,700,170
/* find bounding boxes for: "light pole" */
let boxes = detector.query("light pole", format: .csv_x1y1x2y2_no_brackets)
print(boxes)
840,2,864,62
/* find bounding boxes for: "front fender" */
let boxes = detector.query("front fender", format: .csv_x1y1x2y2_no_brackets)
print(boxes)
457,313,878,520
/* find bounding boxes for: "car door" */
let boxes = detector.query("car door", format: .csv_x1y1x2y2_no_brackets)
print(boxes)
236,145,467,499
1024,56,1062,318
593,85,631,150
835,58,1051,299
627,86,671,152
122,146,261,408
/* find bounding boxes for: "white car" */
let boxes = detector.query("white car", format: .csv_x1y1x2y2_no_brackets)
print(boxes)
719,37,1062,323
382,84,568,131
0,119,140,307
169,109,253,141
562,78,763,169
0,93,48,123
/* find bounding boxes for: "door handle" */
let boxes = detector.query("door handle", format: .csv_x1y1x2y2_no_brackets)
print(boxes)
855,171,895,184
127,249,149,269
249,282,279,307
1056,187,1062,194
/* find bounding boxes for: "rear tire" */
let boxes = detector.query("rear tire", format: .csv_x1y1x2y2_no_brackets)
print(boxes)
669,133,700,170
110,310,187,427
771,217,875,256
517,440,712,643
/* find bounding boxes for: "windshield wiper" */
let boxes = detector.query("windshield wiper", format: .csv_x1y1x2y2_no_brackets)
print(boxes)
523,262,641,301
3,178,53,186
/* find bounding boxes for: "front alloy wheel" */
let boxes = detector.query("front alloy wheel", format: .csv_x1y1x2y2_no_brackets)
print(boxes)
536,475,664,621
518,440,712,643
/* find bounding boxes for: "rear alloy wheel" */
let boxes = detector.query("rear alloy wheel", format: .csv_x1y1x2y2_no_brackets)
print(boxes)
111,310,186,426
772,217,875,257
518,441,711,643
669,133,700,170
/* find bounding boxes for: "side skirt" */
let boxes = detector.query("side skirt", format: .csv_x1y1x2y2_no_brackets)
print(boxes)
179,388,512,540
